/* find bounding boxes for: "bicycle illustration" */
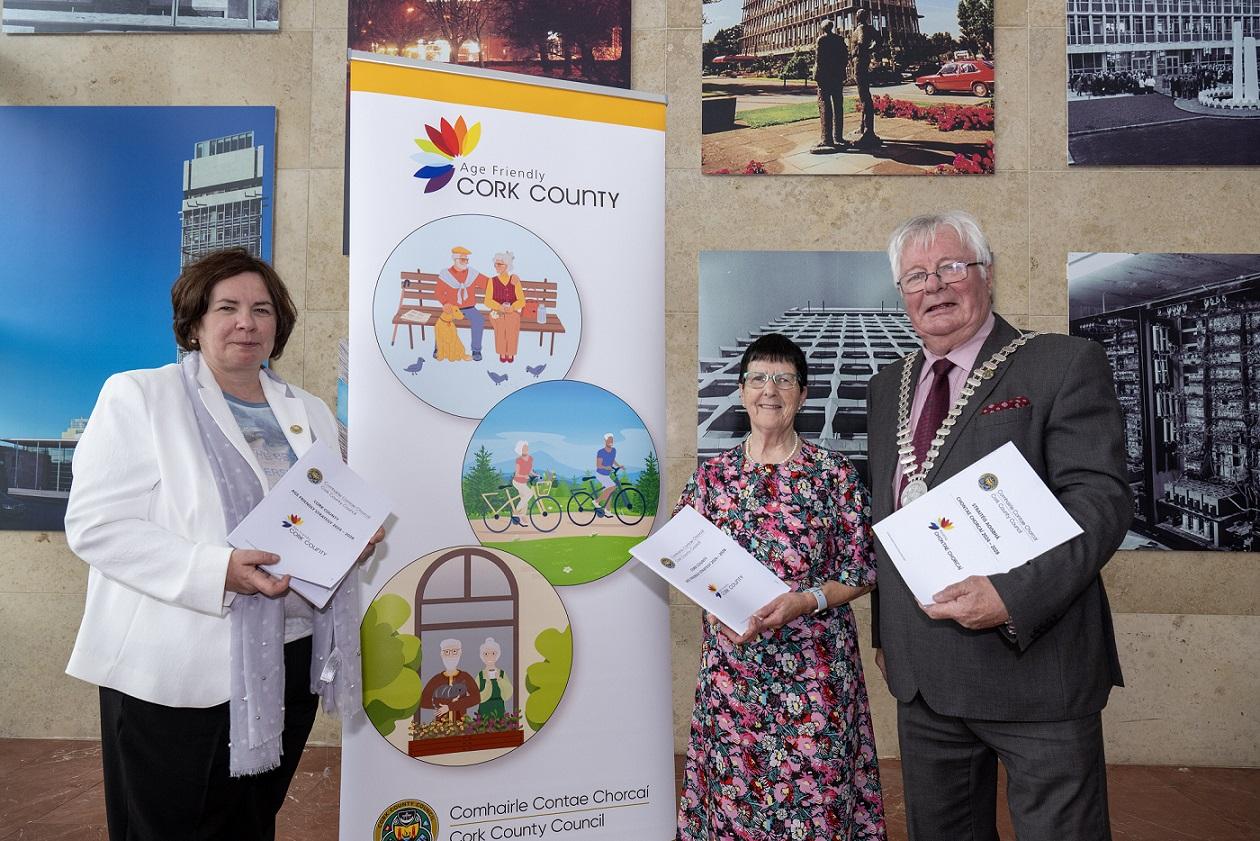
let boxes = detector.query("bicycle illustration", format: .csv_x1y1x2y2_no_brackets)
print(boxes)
481,477,563,533
566,467,646,527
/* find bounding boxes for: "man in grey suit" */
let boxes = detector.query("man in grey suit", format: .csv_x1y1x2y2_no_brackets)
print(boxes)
867,211,1131,840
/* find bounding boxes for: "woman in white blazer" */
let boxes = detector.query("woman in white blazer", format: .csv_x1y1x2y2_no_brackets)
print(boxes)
65,249,382,841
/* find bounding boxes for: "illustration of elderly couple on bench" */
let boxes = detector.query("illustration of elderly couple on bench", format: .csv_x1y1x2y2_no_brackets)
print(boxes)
374,214,582,419
395,245,561,365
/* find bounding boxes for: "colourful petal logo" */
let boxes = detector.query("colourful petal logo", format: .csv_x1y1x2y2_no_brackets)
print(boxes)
282,514,303,528
928,517,954,531
413,116,482,193
707,583,723,598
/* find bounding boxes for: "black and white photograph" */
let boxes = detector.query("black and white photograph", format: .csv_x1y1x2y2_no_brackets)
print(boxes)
3,0,278,32
1066,5,1260,165
698,251,916,480
1069,252,1260,551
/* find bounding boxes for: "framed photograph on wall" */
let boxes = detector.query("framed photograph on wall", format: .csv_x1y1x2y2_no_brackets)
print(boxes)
698,250,916,482
3,0,279,33
1066,14,1260,165
1069,252,1260,550
348,0,631,89
0,106,276,531
701,0,995,175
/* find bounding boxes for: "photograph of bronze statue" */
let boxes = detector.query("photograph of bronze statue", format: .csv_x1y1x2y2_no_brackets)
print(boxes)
701,0,996,175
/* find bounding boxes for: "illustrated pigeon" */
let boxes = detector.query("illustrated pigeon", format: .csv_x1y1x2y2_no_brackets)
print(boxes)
403,357,424,374
488,371,509,385
526,363,546,378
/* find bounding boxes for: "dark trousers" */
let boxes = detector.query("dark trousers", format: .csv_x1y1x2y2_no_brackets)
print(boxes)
99,637,319,841
856,78,876,135
817,85,844,144
898,694,1111,841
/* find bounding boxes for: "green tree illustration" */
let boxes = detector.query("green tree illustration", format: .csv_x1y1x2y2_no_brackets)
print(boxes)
524,625,572,731
360,594,423,737
463,445,505,516
637,452,661,514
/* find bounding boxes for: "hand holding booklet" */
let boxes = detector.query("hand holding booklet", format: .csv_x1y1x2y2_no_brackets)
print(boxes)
630,505,789,633
872,442,1083,605
227,443,391,608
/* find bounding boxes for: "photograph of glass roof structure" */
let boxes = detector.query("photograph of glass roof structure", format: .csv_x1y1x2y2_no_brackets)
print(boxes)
698,251,918,481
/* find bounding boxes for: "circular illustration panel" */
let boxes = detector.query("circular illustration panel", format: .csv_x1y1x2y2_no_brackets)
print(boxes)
361,545,572,767
372,213,582,419
461,380,660,585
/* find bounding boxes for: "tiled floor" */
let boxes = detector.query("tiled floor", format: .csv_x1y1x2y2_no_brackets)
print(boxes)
1,739,1256,840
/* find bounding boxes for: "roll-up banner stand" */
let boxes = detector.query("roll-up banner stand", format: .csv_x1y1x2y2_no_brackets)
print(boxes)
345,53,673,841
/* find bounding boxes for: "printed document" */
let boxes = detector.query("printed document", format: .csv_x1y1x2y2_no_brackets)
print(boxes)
872,442,1083,605
228,442,391,607
631,505,789,633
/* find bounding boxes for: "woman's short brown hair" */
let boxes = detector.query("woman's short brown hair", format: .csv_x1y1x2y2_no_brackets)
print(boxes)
172,249,298,359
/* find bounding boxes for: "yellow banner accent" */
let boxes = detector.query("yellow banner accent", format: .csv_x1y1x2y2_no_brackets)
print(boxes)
351,61,665,132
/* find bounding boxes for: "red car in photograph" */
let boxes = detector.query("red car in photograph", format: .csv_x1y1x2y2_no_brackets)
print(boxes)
914,59,994,97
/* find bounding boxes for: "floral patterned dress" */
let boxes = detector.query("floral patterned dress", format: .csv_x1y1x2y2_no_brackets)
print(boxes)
677,441,886,841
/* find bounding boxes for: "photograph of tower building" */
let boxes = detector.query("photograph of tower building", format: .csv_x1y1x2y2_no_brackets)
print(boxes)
181,131,267,265
1069,252,1260,551
698,251,916,481
0,106,275,530
701,0,995,175
1066,6,1260,165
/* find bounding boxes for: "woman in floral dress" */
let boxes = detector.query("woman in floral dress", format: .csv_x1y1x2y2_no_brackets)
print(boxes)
678,333,886,841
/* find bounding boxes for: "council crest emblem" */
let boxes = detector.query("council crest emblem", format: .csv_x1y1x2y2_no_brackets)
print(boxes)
375,799,438,841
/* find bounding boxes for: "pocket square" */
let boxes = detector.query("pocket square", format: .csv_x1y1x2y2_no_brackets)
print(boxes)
981,396,1030,415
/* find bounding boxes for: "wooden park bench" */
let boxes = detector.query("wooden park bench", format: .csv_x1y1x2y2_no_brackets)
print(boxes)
391,271,567,355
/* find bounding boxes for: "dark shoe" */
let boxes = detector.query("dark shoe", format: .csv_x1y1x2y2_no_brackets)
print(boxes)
595,507,607,518
510,516,522,526
472,351,483,362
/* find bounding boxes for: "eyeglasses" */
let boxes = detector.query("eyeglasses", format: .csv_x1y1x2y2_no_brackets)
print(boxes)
897,261,984,293
742,372,801,389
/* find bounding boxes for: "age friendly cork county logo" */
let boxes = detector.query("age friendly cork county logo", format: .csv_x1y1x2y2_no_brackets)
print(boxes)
659,556,676,569
928,517,954,531
978,472,999,491
307,467,323,485
375,798,438,841
707,583,722,598
413,116,482,193
282,514,304,528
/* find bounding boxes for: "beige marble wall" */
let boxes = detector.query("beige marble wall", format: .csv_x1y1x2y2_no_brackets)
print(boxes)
1,0,1257,765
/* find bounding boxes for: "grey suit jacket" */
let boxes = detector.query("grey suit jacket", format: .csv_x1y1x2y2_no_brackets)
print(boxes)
868,315,1131,721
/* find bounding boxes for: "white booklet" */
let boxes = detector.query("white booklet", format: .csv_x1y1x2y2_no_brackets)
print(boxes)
872,442,1083,605
630,505,790,633
228,442,391,608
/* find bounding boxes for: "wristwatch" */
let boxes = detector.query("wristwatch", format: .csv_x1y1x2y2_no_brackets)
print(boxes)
804,586,828,614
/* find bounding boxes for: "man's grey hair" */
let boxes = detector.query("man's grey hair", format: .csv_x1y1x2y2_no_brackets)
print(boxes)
887,211,992,284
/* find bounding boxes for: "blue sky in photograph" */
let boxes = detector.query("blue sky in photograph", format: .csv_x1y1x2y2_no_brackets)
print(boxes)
703,0,962,41
0,106,275,439
465,380,656,476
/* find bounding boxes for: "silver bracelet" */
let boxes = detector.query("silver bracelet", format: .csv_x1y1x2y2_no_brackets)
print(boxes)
804,586,827,614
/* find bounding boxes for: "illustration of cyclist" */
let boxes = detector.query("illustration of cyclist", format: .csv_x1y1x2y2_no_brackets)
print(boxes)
594,433,622,517
511,440,534,527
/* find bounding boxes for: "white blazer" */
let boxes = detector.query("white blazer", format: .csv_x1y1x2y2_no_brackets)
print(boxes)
65,361,340,708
